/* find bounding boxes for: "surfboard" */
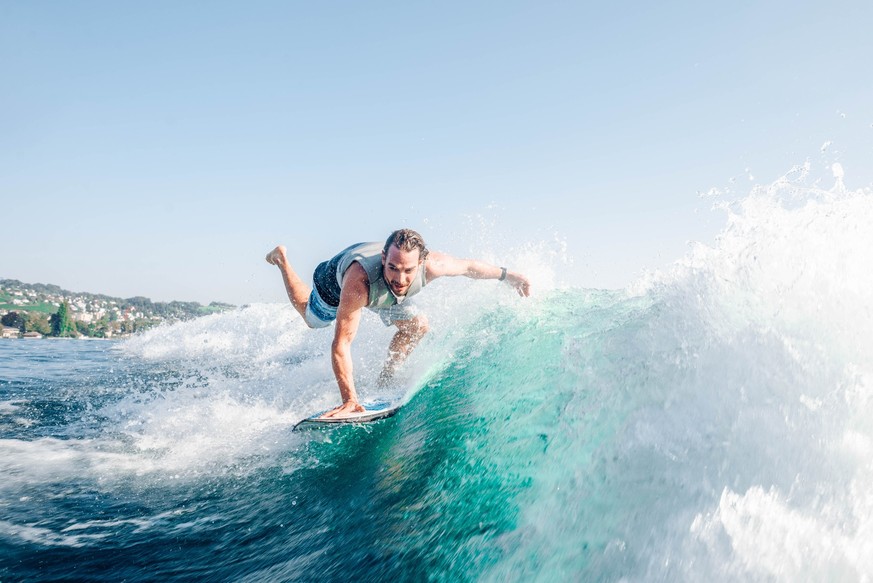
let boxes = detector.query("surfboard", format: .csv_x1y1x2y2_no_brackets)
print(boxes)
292,400,401,431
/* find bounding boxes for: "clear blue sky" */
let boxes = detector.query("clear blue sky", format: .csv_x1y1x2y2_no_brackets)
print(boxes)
2,1,872,305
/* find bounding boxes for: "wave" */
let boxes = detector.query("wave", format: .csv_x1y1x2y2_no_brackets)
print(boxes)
3,163,872,580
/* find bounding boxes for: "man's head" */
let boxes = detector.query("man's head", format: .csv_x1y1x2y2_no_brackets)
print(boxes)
382,229,428,259
382,229,428,296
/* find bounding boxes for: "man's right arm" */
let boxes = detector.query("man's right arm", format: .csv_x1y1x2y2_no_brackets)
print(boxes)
323,262,369,418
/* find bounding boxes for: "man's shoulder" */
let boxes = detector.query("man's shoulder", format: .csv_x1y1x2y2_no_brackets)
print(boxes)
344,260,369,278
340,262,371,299
424,250,454,279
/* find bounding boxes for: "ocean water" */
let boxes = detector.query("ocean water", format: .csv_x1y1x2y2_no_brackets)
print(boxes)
3,168,873,581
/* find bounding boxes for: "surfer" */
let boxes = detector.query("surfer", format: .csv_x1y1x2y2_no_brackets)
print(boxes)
266,229,531,418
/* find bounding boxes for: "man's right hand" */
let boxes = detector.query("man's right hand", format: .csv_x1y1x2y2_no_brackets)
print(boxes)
320,400,366,419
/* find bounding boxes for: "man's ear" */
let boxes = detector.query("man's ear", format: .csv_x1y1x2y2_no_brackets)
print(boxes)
381,251,386,266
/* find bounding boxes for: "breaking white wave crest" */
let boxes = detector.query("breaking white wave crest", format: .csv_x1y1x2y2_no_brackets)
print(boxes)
625,164,873,581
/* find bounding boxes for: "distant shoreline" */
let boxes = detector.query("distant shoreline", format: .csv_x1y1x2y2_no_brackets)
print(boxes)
2,278,234,339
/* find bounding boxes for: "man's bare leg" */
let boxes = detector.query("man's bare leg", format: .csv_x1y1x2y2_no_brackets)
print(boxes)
378,315,429,386
265,245,311,321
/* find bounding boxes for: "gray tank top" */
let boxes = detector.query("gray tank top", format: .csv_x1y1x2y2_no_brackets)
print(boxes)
335,242,427,309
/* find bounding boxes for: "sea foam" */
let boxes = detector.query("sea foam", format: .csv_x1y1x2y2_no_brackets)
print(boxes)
622,163,873,580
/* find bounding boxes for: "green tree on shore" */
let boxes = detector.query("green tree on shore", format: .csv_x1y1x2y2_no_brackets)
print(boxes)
1,311,24,330
50,301,77,337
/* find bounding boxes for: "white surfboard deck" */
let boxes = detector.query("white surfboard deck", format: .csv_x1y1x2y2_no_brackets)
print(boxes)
292,400,401,431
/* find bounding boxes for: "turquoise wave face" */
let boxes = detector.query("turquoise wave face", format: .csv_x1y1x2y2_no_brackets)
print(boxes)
250,289,658,581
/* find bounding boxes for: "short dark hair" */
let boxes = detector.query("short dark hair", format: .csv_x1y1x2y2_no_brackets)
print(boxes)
383,229,428,259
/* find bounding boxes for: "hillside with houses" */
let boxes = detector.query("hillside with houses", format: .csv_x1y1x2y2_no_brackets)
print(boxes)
0,279,234,339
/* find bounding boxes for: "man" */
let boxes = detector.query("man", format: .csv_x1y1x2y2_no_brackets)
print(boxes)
266,229,531,418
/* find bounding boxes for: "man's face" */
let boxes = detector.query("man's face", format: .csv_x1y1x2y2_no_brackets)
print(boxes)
382,245,423,296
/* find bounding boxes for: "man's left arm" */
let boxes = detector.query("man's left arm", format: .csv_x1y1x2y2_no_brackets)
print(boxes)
425,251,531,297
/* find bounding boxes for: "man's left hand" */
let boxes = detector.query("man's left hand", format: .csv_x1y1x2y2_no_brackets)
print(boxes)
505,271,531,297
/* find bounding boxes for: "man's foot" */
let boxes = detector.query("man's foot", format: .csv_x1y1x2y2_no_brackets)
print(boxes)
320,401,366,419
265,245,287,266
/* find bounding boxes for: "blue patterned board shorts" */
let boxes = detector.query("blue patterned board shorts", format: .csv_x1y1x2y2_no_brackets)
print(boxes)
304,287,337,329
304,286,419,328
